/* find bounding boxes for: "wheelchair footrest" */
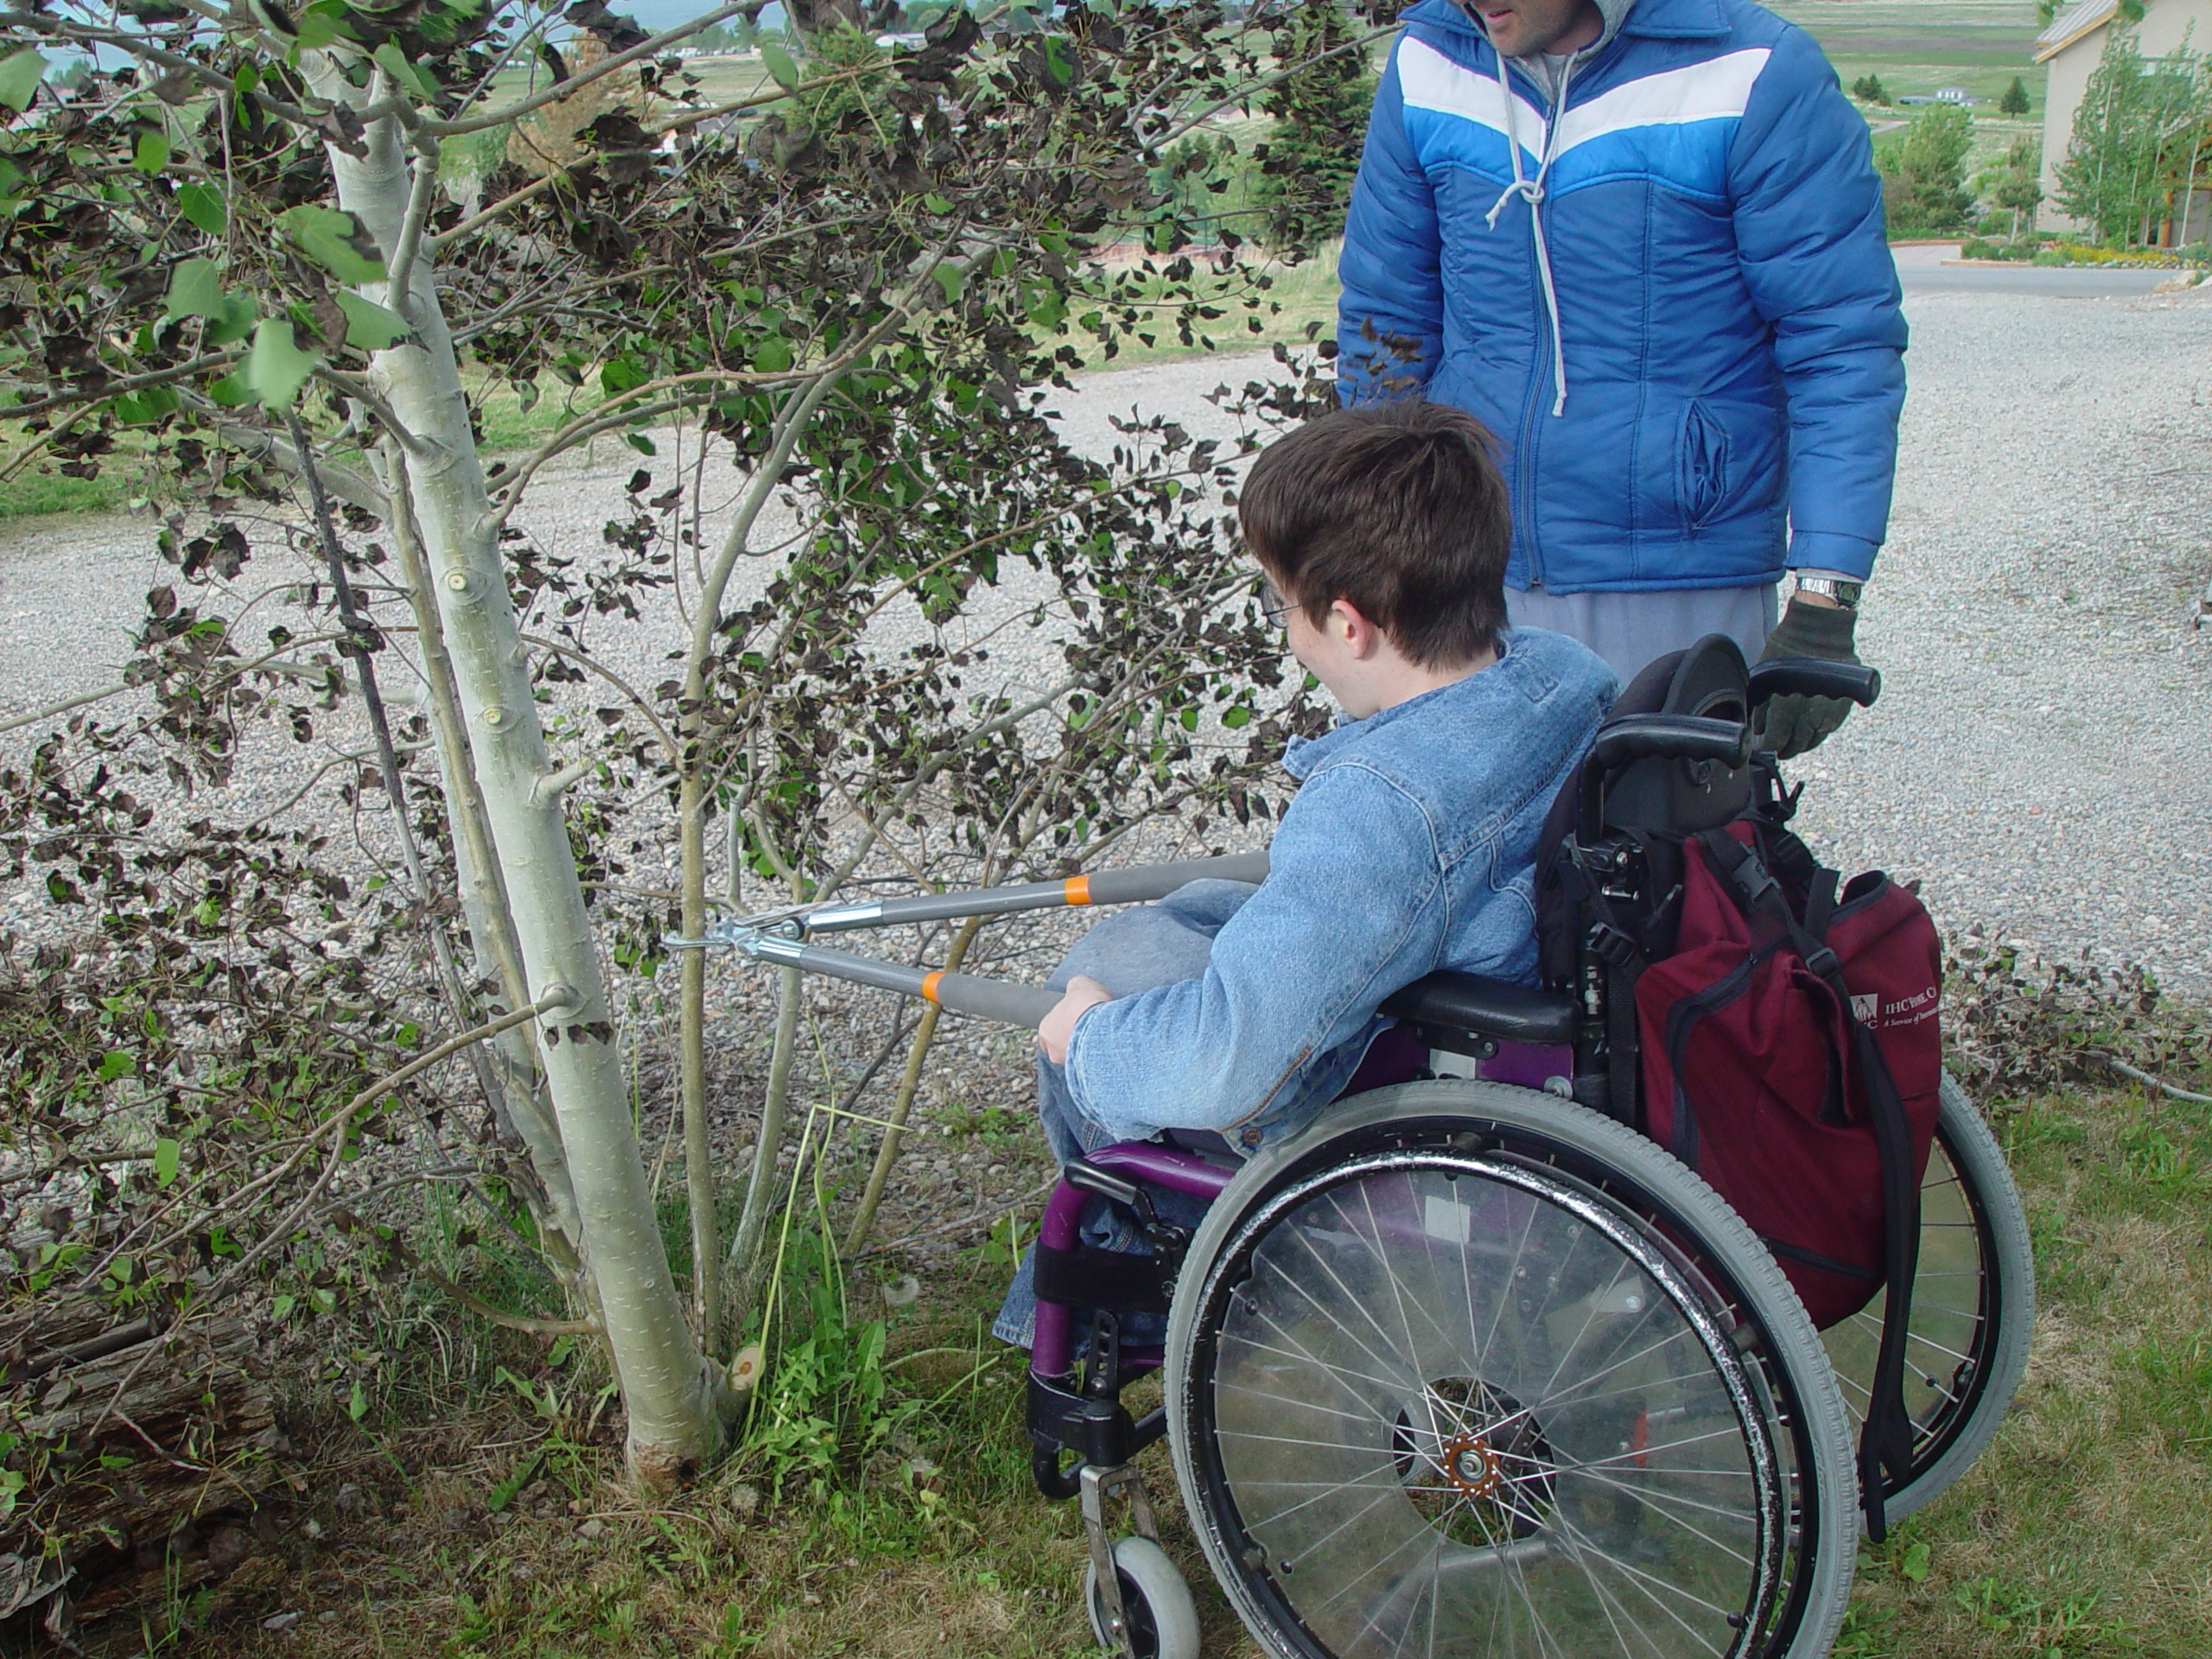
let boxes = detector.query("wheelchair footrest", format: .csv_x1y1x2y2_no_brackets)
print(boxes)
1028,1368,1167,1498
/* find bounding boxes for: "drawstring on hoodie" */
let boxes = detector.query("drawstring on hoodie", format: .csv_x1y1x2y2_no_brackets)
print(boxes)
1484,54,1572,416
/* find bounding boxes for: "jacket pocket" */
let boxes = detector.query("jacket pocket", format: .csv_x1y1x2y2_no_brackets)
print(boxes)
1678,399,1731,529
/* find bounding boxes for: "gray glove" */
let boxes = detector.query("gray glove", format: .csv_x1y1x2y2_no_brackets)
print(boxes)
1755,596,1863,759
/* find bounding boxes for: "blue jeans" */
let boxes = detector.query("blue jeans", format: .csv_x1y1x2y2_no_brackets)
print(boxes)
990,881,1249,1348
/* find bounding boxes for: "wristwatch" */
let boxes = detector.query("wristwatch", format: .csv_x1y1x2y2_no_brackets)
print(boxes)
1794,575,1863,610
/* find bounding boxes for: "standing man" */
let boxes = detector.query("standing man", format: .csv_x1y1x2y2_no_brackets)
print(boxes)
1337,0,1904,755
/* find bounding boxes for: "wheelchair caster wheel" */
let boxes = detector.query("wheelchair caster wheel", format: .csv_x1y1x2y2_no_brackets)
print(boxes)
1084,1535,1198,1659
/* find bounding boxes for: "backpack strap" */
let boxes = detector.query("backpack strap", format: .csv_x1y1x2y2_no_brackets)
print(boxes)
1694,830,1921,1540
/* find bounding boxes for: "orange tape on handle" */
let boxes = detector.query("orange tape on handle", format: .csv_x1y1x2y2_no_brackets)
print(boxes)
920,969,944,1004
1064,874,1092,906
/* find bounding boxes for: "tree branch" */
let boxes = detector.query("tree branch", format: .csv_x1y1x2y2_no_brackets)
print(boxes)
421,2,753,137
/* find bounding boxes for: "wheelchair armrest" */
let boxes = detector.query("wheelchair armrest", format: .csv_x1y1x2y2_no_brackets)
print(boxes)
1379,971,1580,1050
1747,656,1881,710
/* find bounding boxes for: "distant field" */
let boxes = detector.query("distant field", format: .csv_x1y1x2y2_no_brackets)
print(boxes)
1772,0,2049,111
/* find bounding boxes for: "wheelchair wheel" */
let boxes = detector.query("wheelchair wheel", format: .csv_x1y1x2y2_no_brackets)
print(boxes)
1084,1535,1201,1659
1166,1080,1855,1659
1821,1074,2035,1528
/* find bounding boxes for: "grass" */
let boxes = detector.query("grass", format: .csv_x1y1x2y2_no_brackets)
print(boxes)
110,1059,2208,1659
1771,1,2050,115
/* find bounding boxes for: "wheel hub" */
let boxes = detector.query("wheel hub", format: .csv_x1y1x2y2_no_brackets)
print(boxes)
1393,1378,1556,1546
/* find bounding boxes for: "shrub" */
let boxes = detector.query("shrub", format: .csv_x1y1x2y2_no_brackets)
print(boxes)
1851,73,1891,106
1878,105,1977,235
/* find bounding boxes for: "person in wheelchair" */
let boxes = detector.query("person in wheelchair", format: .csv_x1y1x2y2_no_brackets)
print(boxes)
995,397,1616,1347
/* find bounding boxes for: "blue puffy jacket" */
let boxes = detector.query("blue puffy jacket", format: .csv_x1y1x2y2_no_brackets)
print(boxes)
1338,0,1906,592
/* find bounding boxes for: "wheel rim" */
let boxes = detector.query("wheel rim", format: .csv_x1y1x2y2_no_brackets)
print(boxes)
1820,1118,2000,1489
1187,1147,1795,1659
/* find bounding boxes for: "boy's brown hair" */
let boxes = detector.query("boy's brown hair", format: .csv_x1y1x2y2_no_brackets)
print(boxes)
1238,399,1511,666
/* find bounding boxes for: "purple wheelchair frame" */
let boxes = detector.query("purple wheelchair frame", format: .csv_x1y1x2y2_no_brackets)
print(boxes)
1023,1034,1570,1498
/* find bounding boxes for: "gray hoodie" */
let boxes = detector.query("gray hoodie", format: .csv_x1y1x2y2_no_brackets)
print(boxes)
1465,0,1637,98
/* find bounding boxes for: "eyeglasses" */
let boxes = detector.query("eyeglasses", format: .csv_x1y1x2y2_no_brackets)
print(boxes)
1259,579,1297,627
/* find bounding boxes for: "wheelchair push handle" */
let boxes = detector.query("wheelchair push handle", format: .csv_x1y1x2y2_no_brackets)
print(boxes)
1591,713,1751,773
1747,656,1881,710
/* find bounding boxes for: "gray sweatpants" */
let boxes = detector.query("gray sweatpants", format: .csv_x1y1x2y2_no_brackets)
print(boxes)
1507,584,1778,687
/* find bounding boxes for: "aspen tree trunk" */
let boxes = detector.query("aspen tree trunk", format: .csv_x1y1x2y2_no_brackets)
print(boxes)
308,63,728,1484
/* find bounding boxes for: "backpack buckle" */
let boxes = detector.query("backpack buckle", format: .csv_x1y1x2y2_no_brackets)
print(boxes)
1804,944,1842,981
1588,920,1642,969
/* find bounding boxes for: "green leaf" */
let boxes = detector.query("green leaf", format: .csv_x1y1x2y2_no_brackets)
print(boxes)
372,41,438,101
176,181,227,236
207,373,253,407
291,2,348,52
245,318,319,409
1221,705,1252,729
624,431,657,456
1900,1541,1931,1583
133,130,171,175
97,1049,136,1082
600,356,648,397
347,1378,368,1422
154,1137,180,1188
931,262,964,305
336,290,410,350
112,385,181,425
204,289,257,346
276,204,387,284
760,42,800,92
0,48,48,113
164,257,224,321
753,336,792,373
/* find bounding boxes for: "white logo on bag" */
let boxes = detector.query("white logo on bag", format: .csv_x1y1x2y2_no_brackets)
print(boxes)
1851,985,1939,1028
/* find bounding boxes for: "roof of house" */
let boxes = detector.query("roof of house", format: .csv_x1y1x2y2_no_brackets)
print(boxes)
2036,0,2120,63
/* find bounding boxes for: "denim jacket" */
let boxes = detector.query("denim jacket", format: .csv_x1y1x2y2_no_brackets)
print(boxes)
1063,626,1616,1149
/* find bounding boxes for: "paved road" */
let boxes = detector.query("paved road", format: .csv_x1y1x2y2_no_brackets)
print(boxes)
1892,240,2183,297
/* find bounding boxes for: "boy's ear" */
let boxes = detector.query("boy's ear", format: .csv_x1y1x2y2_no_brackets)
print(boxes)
1332,597,1388,658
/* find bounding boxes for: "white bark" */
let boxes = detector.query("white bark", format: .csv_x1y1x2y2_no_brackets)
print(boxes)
307,60,727,1483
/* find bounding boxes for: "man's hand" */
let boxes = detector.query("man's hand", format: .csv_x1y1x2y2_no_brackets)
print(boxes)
1756,593,1866,759
1039,974,1113,1066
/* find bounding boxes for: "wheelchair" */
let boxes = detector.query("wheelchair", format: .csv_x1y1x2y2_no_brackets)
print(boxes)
1014,639,2031,1659
695,638,2033,1659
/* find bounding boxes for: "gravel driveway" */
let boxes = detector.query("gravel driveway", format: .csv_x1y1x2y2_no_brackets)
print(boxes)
4,282,2209,991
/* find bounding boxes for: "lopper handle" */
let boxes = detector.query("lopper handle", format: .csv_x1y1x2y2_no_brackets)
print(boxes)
1079,850,1268,906
801,849,1271,933
924,971,1065,1028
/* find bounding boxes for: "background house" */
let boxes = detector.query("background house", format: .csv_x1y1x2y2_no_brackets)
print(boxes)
2037,0,2212,236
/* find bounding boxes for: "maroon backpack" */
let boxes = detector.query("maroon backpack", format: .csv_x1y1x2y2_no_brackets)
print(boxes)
1634,820,1942,1529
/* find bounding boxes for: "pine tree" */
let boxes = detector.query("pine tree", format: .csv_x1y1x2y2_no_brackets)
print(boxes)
1255,0,1378,255
1851,73,1891,106
2000,75,2031,116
